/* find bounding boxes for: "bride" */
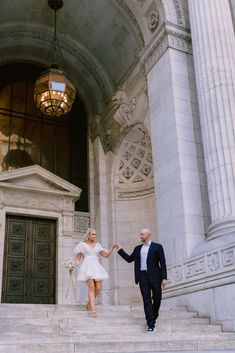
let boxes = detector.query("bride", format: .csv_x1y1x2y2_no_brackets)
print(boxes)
74,228,117,317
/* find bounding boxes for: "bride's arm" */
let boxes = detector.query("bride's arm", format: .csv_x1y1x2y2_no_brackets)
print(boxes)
75,252,83,261
100,243,117,258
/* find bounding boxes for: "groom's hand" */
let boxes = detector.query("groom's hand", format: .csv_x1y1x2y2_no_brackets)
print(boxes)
116,243,122,250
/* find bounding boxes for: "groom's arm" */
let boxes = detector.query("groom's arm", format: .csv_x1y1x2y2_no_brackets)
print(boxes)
118,247,135,263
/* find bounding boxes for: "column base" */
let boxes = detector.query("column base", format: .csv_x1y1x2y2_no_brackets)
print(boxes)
206,218,235,240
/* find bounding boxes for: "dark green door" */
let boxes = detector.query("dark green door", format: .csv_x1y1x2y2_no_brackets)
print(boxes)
1,215,56,304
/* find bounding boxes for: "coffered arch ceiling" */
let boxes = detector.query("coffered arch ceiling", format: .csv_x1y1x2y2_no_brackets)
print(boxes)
0,0,188,118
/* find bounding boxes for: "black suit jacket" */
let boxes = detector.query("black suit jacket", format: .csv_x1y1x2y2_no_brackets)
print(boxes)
118,242,167,285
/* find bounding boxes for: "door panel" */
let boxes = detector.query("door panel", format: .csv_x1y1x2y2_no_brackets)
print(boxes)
2,216,56,304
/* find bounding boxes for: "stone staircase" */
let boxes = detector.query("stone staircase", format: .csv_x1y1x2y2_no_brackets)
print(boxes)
0,304,235,353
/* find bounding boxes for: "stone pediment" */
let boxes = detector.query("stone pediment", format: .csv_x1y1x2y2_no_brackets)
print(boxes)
0,165,82,198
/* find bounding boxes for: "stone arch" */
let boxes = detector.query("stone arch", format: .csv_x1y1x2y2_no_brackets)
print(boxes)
0,27,109,120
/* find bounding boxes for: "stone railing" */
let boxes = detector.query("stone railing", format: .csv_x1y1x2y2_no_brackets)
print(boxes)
73,211,90,234
164,243,235,298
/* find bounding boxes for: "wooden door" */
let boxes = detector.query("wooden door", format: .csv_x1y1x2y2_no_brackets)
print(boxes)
1,215,56,304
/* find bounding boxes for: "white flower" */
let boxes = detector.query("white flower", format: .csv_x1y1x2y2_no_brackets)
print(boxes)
62,259,79,271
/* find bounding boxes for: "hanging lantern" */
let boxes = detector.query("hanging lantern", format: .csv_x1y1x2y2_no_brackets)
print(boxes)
34,66,76,117
34,0,76,117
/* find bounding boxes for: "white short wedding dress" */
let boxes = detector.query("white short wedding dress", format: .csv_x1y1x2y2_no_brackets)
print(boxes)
74,242,109,281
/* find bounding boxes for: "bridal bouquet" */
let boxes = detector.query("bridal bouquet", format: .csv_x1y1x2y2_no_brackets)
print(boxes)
62,259,80,300
62,259,80,273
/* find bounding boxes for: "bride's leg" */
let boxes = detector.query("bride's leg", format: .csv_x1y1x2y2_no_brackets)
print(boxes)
95,281,102,303
87,279,96,314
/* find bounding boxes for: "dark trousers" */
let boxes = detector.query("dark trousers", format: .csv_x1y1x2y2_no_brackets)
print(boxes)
139,271,162,328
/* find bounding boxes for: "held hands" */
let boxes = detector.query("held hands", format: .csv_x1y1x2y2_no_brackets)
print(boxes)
114,243,121,250
111,243,121,250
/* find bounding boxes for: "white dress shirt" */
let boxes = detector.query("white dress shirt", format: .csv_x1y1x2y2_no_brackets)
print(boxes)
140,241,151,271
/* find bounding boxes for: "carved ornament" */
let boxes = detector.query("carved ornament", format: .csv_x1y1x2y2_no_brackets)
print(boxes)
141,22,192,74
164,244,235,296
148,9,159,32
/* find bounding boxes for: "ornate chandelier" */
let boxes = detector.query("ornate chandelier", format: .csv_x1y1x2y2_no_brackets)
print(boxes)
34,0,76,117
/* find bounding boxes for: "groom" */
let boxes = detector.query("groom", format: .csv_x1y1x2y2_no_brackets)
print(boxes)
117,228,167,332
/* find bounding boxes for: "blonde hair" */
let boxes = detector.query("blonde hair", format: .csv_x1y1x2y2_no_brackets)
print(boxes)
84,228,95,241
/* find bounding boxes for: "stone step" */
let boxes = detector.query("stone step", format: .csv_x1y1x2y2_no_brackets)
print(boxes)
0,304,189,312
0,326,234,341
0,304,234,353
0,303,192,311
0,316,215,335
0,338,235,353
0,322,221,335
0,308,199,320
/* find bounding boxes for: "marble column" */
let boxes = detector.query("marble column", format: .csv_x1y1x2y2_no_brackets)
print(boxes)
188,0,235,239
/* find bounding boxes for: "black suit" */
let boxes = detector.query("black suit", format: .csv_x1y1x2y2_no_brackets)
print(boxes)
118,241,167,329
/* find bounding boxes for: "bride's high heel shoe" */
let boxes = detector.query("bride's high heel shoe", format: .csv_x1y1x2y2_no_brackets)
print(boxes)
85,302,90,310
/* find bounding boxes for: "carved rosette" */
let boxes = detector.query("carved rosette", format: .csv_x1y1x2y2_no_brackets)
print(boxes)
148,9,159,32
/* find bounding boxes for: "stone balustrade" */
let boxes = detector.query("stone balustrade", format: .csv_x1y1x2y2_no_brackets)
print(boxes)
164,243,235,297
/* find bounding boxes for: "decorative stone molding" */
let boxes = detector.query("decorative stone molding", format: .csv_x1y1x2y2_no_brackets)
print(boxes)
167,27,192,53
164,243,235,297
141,28,168,74
73,212,90,234
141,22,192,74
172,0,185,26
162,0,186,27
117,186,154,200
124,65,147,99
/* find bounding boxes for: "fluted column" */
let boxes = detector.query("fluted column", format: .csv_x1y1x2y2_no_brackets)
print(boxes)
188,0,235,238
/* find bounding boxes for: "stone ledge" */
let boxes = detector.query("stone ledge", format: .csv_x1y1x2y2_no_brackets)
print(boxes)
164,243,235,298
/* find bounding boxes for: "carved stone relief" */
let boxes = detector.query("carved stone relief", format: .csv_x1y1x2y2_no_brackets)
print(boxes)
112,89,148,132
74,213,90,234
141,24,192,74
118,125,153,185
112,89,136,130
165,244,235,294
116,125,154,200
148,9,159,32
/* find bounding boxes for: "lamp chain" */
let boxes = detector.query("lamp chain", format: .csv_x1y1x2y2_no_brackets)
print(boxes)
53,9,58,68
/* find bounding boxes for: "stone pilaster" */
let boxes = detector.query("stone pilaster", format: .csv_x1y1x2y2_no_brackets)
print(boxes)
188,0,235,239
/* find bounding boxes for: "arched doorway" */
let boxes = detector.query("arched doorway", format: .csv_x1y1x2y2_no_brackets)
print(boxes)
0,62,88,211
